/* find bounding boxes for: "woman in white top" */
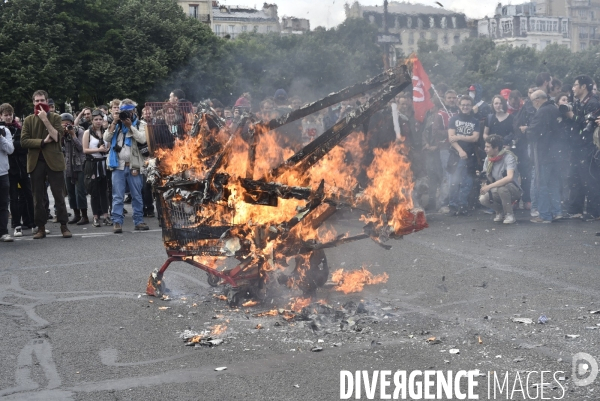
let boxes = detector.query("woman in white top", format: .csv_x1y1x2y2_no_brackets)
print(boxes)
82,110,112,227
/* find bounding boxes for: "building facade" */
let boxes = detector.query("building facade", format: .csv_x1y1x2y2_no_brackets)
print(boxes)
281,17,310,34
176,0,212,24
481,0,600,52
478,13,571,50
211,2,280,39
345,1,472,56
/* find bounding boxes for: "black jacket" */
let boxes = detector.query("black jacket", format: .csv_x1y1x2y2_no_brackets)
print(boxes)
570,93,600,154
6,124,27,177
526,100,562,162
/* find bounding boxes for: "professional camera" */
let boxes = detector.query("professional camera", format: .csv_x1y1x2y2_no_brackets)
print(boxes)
558,103,573,114
119,110,133,121
66,124,73,131
583,109,600,134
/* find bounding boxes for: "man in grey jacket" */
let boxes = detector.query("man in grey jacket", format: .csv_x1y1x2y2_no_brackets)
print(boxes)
0,123,15,242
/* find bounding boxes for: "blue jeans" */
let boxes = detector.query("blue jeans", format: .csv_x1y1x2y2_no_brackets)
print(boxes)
439,149,450,205
537,162,562,221
448,158,473,209
111,167,144,226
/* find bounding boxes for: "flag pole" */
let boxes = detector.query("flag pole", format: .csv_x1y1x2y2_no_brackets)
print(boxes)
431,84,449,115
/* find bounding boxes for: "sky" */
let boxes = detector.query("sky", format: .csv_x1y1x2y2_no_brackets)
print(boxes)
219,0,498,29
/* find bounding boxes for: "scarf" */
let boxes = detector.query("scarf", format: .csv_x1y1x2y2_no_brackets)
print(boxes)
486,149,517,175
108,121,134,169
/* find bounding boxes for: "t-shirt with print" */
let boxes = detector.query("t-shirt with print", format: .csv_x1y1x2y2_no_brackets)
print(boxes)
448,113,480,159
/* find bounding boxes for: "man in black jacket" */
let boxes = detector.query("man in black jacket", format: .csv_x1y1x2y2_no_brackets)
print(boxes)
527,90,563,223
565,75,600,220
0,104,34,235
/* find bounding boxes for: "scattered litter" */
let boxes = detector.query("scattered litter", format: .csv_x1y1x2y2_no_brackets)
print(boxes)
293,384,300,388
317,339,324,343
45,271,49,274
215,367,227,371
512,317,533,324
255,324,263,329
311,346,323,352
456,233,462,236
478,336,483,344
585,327,597,330
495,355,502,359
590,310,600,314
333,343,342,347
565,334,580,339
538,315,548,324
513,357,524,363
449,349,460,354
137,294,141,298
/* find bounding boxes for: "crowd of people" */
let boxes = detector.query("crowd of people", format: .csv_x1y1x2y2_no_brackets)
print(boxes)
1,72,599,242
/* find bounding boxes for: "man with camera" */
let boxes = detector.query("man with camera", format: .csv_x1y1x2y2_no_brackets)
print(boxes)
61,113,89,225
527,90,563,223
103,99,149,233
478,134,521,224
565,75,600,220
0,115,15,242
20,90,72,239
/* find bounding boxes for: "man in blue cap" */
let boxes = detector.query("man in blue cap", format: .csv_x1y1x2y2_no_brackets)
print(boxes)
103,99,149,233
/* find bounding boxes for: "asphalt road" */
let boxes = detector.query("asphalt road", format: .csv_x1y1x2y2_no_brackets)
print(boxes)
1,204,599,401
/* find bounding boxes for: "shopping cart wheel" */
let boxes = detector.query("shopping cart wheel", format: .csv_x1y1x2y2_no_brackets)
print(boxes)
207,273,220,287
227,289,240,307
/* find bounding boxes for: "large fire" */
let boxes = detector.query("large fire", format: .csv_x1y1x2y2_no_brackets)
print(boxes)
146,64,427,305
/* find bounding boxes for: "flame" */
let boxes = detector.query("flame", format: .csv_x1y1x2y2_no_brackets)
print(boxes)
255,309,278,317
331,265,389,294
289,297,311,312
211,324,227,336
242,300,260,307
213,294,227,301
281,310,296,321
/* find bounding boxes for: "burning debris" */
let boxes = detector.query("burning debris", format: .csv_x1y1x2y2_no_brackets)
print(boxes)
145,63,427,307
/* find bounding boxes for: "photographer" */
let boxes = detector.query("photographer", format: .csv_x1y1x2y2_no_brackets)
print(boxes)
74,107,92,131
566,75,600,220
527,90,563,223
61,113,89,225
83,109,111,227
0,117,14,242
103,99,149,233
478,134,521,224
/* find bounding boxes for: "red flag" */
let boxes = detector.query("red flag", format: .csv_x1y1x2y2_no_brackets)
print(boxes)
411,57,434,122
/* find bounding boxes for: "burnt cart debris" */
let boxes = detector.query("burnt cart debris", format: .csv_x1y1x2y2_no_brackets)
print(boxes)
145,64,427,306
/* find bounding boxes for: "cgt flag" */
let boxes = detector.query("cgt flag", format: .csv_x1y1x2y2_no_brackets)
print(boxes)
411,56,434,122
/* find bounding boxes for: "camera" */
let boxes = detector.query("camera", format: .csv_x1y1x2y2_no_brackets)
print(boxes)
119,110,133,121
66,124,73,131
113,144,122,153
558,103,573,114
583,109,600,134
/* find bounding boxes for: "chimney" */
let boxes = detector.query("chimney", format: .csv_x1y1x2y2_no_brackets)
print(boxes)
263,3,278,19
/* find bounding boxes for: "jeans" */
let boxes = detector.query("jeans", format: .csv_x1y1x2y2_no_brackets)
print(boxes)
111,166,144,226
537,162,562,221
66,172,88,210
0,174,9,236
448,158,474,210
8,171,34,227
439,149,450,206
530,165,537,210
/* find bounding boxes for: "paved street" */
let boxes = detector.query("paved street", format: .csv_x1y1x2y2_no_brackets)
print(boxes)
1,205,599,400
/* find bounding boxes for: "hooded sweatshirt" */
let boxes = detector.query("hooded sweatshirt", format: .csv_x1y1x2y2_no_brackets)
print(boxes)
0,126,15,176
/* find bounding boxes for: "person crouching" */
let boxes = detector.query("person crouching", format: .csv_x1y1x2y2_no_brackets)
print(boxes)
479,134,522,224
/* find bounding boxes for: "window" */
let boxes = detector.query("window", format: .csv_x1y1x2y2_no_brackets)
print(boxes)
242,25,247,32
189,5,198,19
429,17,435,28
452,17,457,28
530,19,536,31
267,25,272,33
253,25,259,32
229,25,235,33
552,21,558,31
417,18,423,29
580,26,589,39
502,20,513,34
408,32,414,45
215,24,221,35
407,17,413,28
441,17,447,28
581,42,588,50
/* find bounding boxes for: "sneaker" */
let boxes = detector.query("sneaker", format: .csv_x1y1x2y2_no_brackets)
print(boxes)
552,214,563,221
530,209,539,217
124,194,132,204
93,217,101,227
493,213,504,222
113,223,123,234
103,217,113,226
1,234,14,242
13,226,23,237
135,222,149,231
503,214,516,224
567,213,583,219
530,217,551,223
438,206,450,214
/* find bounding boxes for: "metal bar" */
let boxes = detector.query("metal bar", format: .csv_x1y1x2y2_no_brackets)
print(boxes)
257,65,408,131
183,259,238,287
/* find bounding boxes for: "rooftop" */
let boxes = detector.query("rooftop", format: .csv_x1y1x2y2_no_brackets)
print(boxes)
361,1,461,16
